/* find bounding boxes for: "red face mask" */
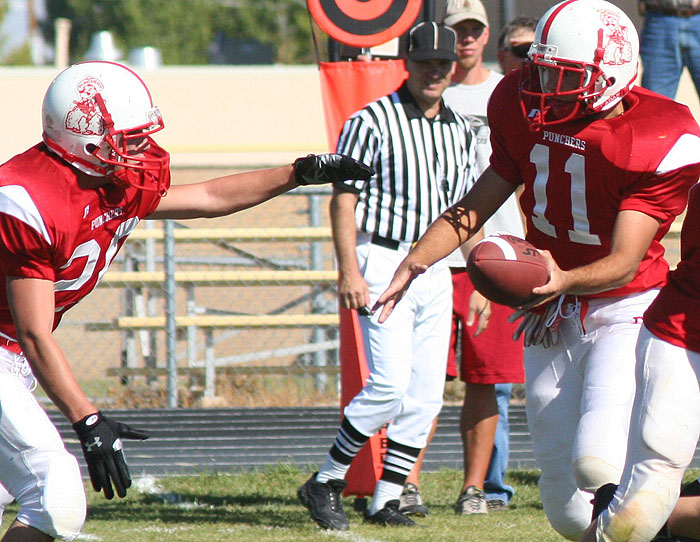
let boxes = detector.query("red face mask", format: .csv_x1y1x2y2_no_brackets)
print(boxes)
91,92,171,196
518,57,608,131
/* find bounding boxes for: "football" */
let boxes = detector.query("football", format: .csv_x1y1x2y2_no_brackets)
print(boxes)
466,234,549,308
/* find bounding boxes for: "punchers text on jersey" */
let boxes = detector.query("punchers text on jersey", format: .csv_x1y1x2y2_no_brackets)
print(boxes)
488,71,700,299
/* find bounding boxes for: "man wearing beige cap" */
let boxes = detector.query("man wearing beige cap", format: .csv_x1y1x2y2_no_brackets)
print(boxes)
399,0,526,520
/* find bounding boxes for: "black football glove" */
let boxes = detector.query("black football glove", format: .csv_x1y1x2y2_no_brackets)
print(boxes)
72,411,149,500
293,153,374,185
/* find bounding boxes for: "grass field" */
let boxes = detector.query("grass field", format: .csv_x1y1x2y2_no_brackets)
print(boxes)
0,467,574,541
80,466,561,542
1,465,695,541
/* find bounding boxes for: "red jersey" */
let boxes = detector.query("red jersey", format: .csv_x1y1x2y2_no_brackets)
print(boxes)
488,72,700,298
0,143,166,341
644,184,700,353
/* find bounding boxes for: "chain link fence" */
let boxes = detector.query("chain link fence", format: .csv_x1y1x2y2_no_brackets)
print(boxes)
52,167,685,411
56,169,341,409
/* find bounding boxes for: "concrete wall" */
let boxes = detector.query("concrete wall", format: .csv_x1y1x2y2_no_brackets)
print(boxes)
1,63,699,168
0,65,330,168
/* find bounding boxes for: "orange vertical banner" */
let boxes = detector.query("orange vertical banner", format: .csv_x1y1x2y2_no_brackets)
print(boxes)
319,59,407,497
319,60,407,149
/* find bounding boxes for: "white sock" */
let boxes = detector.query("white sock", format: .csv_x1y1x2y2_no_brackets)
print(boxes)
316,455,350,483
368,480,403,515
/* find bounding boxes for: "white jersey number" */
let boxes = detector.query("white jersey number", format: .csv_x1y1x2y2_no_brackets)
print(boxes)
530,144,601,246
54,217,140,293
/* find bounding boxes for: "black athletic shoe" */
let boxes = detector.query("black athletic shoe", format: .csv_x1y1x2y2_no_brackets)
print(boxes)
364,499,416,526
297,472,349,530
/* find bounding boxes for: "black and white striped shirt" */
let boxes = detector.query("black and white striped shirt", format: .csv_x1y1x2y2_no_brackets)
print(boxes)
336,83,476,243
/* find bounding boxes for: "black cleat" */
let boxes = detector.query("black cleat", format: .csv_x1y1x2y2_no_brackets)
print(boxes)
297,472,349,530
364,499,416,526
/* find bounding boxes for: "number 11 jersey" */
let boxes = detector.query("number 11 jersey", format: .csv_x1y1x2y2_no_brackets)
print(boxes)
488,71,700,299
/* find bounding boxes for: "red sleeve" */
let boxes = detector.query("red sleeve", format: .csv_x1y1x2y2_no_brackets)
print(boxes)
619,163,700,224
487,73,526,186
0,213,55,280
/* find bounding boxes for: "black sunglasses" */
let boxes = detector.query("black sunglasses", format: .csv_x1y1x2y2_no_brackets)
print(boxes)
502,42,532,59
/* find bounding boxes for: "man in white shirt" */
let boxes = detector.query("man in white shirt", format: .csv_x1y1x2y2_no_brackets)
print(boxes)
399,0,526,518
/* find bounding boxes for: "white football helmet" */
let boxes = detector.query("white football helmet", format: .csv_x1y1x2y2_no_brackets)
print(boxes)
519,0,639,130
42,61,170,194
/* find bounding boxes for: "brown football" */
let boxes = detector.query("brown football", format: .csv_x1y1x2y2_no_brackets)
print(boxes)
466,234,549,308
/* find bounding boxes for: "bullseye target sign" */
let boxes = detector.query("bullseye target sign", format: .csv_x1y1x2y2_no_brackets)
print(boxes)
307,0,423,48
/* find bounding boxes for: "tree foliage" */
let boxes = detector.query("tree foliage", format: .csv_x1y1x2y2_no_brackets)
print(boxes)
40,0,319,65
211,1,318,64
44,0,214,64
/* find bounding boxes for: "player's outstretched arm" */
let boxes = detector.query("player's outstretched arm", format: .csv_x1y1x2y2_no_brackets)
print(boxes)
149,153,373,219
373,259,429,323
373,168,516,322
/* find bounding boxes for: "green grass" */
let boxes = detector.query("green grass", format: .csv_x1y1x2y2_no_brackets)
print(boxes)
2,467,696,541
0,466,556,542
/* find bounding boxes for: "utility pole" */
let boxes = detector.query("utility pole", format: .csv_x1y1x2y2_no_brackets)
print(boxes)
502,0,517,27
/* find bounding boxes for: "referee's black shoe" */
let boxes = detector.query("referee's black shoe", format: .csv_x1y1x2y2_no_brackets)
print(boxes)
364,499,417,526
297,472,349,530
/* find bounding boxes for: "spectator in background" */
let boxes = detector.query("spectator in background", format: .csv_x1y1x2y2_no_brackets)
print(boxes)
497,16,538,74
399,0,526,518
297,22,478,530
638,0,700,99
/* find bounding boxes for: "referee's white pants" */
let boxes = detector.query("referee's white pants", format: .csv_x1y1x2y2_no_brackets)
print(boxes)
524,289,658,540
0,347,86,540
343,233,452,449
596,326,700,542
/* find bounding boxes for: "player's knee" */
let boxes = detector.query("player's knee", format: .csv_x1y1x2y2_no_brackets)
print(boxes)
368,379,409,404
573,456,621,493
18,454,86,541
598,491,670,542
539,472,592,540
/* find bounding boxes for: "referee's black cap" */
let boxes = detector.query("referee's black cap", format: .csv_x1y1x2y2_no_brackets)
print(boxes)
407,22,458,62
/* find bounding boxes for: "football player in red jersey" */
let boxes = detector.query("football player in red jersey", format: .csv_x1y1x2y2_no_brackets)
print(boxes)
374,0,700,539
0,61,372,542
580,185,700,542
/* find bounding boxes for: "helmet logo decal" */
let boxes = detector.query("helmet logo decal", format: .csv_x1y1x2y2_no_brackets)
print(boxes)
65,76,105,137
600,10,633,66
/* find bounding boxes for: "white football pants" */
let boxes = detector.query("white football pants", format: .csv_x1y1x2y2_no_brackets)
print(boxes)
596,325,700,542
343,232,452,449
525,289,658,540
0,347,86,540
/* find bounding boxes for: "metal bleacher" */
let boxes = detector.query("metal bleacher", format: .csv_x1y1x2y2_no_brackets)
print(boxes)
48,404,536,477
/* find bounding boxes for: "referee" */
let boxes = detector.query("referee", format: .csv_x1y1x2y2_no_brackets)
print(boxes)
298,21,478,529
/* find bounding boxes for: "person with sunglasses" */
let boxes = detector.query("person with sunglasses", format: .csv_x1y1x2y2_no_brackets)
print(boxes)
497,16,538,74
